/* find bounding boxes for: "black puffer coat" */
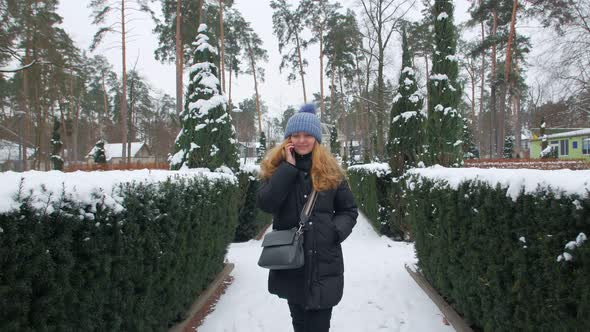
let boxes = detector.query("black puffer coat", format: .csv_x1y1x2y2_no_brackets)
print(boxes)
257,153,358,310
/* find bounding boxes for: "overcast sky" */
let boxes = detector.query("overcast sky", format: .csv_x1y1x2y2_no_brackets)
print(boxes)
58,0,488,118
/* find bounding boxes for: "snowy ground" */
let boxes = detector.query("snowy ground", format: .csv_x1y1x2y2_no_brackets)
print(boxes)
199,212,455,332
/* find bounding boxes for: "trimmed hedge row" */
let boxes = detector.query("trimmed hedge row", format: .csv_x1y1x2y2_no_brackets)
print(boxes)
234,169,272,242
406,176,590,331
0,175,239,331
347,164,410,240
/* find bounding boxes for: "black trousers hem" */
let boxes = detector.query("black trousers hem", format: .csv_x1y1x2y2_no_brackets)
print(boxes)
288,301,333,332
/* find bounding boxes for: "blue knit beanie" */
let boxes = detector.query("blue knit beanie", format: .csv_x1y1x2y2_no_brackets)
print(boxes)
284,103,322,143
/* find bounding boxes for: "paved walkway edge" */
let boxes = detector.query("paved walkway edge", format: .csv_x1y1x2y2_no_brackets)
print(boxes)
255,223,272,241
169,263,235,332
405,264,474,332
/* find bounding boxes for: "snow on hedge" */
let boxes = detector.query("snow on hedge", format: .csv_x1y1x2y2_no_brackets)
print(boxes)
348,163,391,177
408,165,590,200
0,169,237,214
239,163,260,175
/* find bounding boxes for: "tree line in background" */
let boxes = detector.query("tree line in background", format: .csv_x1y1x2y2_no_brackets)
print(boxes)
1,0,589,172
267,0,589,164
0,0,268,170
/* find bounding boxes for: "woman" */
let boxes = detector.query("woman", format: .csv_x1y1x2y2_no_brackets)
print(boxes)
257,104,358,332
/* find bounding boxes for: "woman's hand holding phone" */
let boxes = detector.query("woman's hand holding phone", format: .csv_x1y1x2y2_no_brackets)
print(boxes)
284,143,296,166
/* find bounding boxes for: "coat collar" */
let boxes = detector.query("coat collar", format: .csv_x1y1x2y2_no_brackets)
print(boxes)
295,152,312,171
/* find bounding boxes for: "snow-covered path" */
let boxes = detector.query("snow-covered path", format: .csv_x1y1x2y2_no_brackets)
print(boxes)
199,213,455,332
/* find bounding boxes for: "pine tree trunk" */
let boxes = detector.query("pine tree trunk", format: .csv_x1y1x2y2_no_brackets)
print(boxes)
295,33,307,103
470,66,476,127
498,0,518,157
228,58,233,110
376,45,385,158
424,54,430,113
338,69,345,154
354,53,364,154
102,72,108,138
121,0,128,163
319,2,325,120
514,94,522,158
198,0,204,24
34,83,42,169
248,43,262,134
319,31,324,119
59,99,67,163
219,0,225,93
479,9,486,156
363,54,372,159
128,76,134,164
176,0,183,116
22,33,31,171
490,8,498,158
70,74,77,161
513,50,521,157
329,48,337,123
74,97,80,162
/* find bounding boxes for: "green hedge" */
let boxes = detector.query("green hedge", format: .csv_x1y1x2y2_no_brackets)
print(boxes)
234,168,272,242
347,164,409,240
406,176,590,331
0,175,238,331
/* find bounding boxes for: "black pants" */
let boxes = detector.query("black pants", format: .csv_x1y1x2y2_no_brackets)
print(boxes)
288,302,333,332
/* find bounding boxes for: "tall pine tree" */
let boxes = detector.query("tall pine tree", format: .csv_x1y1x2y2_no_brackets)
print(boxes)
170,24,238,171
425,0,463,167
386,27,424,176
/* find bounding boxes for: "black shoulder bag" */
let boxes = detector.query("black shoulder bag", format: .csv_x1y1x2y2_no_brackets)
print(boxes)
257,190,318,270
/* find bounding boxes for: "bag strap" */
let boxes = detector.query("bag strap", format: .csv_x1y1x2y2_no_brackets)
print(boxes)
297,190,318,234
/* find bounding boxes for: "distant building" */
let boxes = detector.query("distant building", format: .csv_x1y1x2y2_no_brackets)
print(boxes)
530,128,590,160
85,141,155,165
0,139,34,171
519,128,532,158
238,141,258,159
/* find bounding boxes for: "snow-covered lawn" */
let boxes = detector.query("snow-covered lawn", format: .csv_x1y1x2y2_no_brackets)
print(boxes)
199,212,455,332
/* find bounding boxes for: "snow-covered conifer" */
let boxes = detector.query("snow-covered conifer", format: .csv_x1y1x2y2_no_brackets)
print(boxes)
169,24,239,171
256,132,267,163
425,0,463,167
94,139,107,164
386,27,424,176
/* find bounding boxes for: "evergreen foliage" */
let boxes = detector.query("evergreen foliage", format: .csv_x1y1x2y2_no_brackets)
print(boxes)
347,166,408,240
93,139,107,164
0,176,239,331
503,135,514,158
407,176,590,331
386,27,424,177
170,24,239,171
151,0,236,65
256,132,267,163
270,0,312,93
330,124,341,158
426,0,463,167
462,118,479,159
234,170,272,242
50,117,63,170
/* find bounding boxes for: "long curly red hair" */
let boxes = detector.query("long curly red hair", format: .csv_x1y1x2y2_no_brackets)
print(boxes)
260,139,344,191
